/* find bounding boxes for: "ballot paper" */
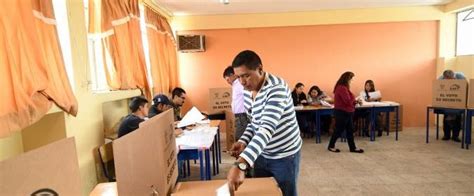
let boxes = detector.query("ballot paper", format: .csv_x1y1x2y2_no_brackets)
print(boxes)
175,126,218,149
294,105,304,110
359,90,382,100
216,183,231,196
177,107,205,128
320,100,334,108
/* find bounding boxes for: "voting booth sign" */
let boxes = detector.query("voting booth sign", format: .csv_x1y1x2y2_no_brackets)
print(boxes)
209,88,232,114
432,79,468,109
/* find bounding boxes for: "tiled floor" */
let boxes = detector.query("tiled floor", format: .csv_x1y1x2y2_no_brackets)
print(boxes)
180,127,474,195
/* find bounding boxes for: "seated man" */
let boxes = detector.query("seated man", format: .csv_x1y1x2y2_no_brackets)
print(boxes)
439,70,465,142
148,94,173,118
117,96,149,138
171,87,187,121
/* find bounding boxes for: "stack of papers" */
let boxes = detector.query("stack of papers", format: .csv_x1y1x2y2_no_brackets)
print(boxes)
175,126,218,149
177,107,205,128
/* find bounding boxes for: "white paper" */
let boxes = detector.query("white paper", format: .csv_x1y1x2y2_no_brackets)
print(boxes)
359,90,382,100
320,100,334,108
360,101,390,107
175,126,218,149
177,106,205,128
216,183,231,196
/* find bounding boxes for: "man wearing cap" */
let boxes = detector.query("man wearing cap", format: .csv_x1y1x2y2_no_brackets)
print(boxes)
149,94,173,118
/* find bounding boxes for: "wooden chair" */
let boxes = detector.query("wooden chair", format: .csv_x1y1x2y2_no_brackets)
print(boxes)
94,142,116,182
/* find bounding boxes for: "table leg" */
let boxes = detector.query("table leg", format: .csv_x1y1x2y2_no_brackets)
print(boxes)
205,149,211,180
186,160,190,176
199,149,204,180
385,111,389,136
426,107,430,143
212,143,216,175
370,108,375,141
395,106,399,141
467,110,471,150
462,112,465,149
436,113,439,140
315,111,321,143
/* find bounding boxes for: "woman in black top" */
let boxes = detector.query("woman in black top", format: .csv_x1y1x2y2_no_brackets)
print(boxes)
291,83,308,106
292,83,311,137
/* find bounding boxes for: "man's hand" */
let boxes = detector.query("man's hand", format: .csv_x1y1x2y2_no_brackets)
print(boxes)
229,142,246,159
227,166,245,193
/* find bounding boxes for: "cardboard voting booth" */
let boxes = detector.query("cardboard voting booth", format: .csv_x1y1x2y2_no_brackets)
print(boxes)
432,79,468,109
0,138,82,196
209,88,232,114
113,109,178,196
468,79,474,108
171,177,282,196
225,110,236,151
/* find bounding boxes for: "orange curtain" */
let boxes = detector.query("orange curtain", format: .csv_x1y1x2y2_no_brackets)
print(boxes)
89,0,150,99
0,0,78,138
144,6,178,95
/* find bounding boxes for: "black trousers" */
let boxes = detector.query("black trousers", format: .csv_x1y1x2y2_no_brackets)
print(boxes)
443,114,461,139
328,109,357,150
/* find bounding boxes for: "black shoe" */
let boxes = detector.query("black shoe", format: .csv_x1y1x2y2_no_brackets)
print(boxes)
442,137,450,141
377,132,383,137
327,147,340,153
452,137,461,142
350,149,364,153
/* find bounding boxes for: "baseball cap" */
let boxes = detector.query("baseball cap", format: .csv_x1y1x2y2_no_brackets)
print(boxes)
152,94,172,106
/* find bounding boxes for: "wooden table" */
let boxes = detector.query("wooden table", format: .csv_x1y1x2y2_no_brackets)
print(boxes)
89,182,117,196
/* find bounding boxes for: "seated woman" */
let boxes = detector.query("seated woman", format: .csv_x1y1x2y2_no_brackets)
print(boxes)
357,80,384,137
307,85,333,134
291,82,308,106
292,83,311,137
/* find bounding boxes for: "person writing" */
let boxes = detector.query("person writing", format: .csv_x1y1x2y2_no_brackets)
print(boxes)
148,94,173,118
358,80,383,137
170,87,187,121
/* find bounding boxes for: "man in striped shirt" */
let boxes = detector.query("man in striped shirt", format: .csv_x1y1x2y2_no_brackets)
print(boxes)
227,50,302,196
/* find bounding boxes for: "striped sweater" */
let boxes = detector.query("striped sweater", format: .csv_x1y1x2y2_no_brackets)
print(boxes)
238,72,302,166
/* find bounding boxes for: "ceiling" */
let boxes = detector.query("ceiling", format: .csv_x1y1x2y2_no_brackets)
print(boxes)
153,0,453,16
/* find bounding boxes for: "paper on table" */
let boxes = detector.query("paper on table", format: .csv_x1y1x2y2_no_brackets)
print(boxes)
216,183,231,196
360,101,390,107
320,100,334,108
359,90,382,100
175,126,218,149
177,106,205,128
